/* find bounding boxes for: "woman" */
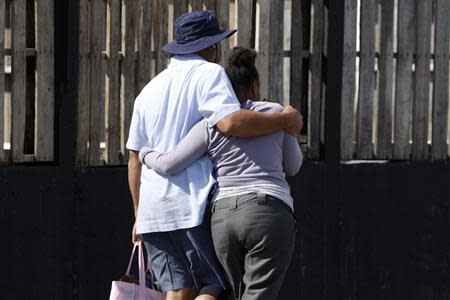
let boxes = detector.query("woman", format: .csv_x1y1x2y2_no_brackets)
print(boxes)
139,47,303,300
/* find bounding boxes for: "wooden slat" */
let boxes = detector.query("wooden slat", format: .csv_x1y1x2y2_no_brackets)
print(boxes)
203,0,216,10
376,0,394,159
137,0,152,92
340,0,357,160
289,0,303,112
0,0,5,161
190,0,203,11
106,0,121,165
268,1,284,102
11,0,26,162
258,0,284,102
432,0,450,159
89,0,106,165
123,0,137,162
24,0,35,155
76,0,91,165
258,1,269,100
35,0,54,161
154,0,168,74
173,0,188,23
308,0,324,159
356,0,376,159
393,0,415,159
412,0,432,160
216,0,230,67
237,0,254,48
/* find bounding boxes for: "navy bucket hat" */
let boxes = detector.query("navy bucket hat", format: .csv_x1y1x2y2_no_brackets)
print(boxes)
162,10,237,55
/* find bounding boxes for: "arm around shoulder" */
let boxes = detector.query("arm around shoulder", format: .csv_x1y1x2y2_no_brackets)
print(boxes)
216,109,286,137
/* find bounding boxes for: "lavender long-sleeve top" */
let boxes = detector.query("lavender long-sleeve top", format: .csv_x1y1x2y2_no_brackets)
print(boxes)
140,101,303,210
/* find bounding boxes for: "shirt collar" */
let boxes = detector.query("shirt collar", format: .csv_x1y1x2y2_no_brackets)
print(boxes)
169,54,206,67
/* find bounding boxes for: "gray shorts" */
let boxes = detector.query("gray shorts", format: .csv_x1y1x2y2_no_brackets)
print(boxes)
141,217,228,295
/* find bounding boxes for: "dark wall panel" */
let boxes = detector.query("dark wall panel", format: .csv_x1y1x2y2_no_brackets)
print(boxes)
74,167,133,300
1,161,450,299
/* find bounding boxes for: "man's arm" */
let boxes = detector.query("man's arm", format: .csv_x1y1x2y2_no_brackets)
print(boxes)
128,150,142,243
216,105,303,137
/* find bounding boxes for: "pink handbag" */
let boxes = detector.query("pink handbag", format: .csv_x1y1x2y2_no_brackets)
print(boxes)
109,242,165,300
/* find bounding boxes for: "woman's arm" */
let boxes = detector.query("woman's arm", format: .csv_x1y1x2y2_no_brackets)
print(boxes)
282,133,303,176
139,120,209,175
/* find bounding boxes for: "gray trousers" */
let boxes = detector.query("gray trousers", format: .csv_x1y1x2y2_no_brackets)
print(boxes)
211,193,296,300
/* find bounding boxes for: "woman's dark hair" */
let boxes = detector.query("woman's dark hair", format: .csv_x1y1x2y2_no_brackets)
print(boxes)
225,47,259,92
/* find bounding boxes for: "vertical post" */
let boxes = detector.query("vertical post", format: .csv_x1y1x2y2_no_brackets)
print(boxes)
154,0,168,74
189,0,203,11
173,0,188,23
237,0,254,48
258,0,284,103
394,0,415,159
356,0,376,159
89,0,106,165
107,0,121,165
324,0,345,297
76,0,91,165
308,0,324,160
216,0,230,67
412,0,432,160
376,0,394,159
25,0,36,156
123,0,137,162
0,0,5,161
36,0,55,161
203,0,216,10
340,0,357,160
432,0,450,160
11,0,27,162
290,0,303,112
55,0,77,296
137,0,152,92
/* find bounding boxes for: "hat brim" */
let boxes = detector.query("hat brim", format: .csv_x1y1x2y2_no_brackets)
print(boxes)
162,29,237,55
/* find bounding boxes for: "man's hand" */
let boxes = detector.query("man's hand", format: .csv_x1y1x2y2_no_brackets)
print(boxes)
283,105,303,137
132,221,142,244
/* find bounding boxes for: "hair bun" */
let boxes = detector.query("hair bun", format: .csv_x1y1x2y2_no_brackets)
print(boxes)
228,47,257,68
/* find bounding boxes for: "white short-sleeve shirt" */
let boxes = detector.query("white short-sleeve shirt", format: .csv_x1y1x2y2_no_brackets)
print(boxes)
126,54,241,233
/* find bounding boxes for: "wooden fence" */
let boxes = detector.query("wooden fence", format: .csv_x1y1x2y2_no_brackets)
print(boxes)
75,0,327,165
342,0,450,160
0,0,54,163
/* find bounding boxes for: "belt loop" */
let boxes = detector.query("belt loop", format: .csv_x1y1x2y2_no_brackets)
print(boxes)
256,192,266,204
211,201,216,213
233,195,238,209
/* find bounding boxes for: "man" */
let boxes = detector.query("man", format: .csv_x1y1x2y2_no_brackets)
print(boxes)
127,10,302,300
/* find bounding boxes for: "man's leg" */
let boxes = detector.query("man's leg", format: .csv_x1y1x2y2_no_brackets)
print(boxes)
171,215,229,300
142,232,194,298
166,288,193,300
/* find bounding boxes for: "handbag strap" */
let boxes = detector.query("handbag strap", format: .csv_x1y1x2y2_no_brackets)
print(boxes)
125,242,156,288
138,241,146,287
125,243,138,276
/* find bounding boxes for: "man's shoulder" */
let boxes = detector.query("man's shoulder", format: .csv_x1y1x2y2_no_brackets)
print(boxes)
197,61,224,74
249,101,284,113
